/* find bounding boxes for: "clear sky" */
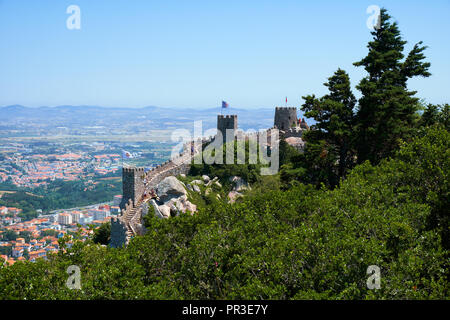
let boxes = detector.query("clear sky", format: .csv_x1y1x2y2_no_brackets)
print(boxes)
0,0,449,109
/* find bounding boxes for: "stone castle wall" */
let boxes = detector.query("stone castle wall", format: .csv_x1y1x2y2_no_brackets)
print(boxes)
110,217,129,248
274,107,297,131
111,110,307,248
110,137,211,248
217,115,237,142
283,127,304,139
119,167,146,210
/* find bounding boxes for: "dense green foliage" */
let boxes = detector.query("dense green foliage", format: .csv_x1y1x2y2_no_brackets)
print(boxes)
0,127,447,299
301,68,357,187
353,8,431,164
93,222,111,246
0,8,447,300
189,140,264,185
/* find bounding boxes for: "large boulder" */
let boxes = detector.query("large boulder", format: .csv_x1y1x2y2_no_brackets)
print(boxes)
166,196,197,215
156,176,187,202
184,201,197,214
149,199,164,219
158,204,171,218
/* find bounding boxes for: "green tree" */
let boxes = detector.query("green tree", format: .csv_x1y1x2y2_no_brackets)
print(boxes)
301,68,357,186
19,231,32,243
2,229,17,241
354,8,431,164
420,104,440,127
23,249,29,260
92,222,111,245
419,103,450,130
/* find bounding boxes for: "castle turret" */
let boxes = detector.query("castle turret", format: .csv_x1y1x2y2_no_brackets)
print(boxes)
274,107,297,131
119,167,145,210
217,114,237,143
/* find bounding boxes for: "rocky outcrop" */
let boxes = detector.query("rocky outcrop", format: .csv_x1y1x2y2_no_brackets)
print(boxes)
158,204,172,218
156,176,187,202
153,176,197,217
109,138,209,248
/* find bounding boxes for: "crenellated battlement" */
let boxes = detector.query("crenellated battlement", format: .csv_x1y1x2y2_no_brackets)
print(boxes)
217,114,238,143
274,107,298,131
122,167,145,173
275,106,297,110
217,114,237,119
112,106,306,248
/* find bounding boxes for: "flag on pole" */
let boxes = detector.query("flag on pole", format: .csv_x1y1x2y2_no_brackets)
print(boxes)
286,97,288,104
222,101,229,108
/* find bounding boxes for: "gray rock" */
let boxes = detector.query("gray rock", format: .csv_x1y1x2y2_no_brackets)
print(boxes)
184,201,197,214
202,175,210,183
186,183,194,191
191,179,203,185
167,197,197,214
158,204,171,218
193,185,201,193
150,199,164,219
156,176,187,202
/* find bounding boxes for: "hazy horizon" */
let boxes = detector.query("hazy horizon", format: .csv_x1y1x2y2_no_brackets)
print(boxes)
1,0,449,108
0,104,277,110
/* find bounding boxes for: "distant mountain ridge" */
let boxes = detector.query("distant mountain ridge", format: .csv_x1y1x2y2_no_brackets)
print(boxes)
0,104,282,132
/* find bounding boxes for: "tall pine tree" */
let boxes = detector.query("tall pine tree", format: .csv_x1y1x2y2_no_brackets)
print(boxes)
354,8,431,164
301,68,356,187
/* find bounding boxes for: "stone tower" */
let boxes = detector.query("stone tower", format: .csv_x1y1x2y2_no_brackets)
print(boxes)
217,114,238,143
119,167,145,210
274,107,298,131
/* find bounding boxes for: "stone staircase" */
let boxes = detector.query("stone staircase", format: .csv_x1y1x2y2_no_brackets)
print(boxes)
114,138,209,246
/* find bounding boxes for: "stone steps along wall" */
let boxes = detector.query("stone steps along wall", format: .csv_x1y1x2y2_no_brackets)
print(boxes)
111,129,278,248
110,137,210,247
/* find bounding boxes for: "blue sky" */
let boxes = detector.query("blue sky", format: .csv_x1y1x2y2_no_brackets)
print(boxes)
0,0,449,109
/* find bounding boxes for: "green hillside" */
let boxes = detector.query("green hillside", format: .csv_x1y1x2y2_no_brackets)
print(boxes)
0,8,448,300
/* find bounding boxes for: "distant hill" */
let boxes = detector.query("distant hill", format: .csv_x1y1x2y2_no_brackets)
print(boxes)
0,105,285,131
